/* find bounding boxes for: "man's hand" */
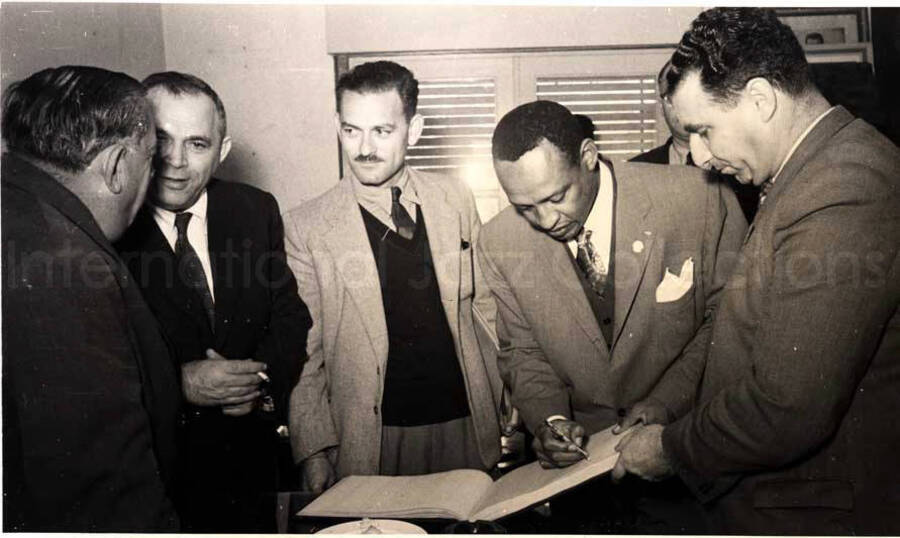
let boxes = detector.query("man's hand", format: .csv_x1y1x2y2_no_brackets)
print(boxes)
302,452,336,494
612,399,670,434
612,424,674,482
533,419,587,468
181,349,266,407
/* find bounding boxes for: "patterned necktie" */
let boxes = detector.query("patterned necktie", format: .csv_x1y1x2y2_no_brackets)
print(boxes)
174,212,215,329
390,186,416,240
575,228,608,297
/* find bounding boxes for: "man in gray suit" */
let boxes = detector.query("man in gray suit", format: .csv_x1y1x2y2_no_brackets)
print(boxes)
477,99,746,531
284,61,501,493
615,8,900,534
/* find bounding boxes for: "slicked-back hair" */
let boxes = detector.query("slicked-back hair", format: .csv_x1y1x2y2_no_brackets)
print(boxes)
142,71,227,140
336,61,419,121
665,7,813,105
1,65,150,173
492,100,584,166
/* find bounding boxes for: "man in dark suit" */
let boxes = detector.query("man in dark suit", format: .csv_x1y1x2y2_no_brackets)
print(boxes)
117,72,312,532
615,8,900,534
632,60,759,222
2,66,180,531
478,100,746,532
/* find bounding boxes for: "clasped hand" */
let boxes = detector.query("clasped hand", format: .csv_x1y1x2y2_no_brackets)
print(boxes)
182,349,267,416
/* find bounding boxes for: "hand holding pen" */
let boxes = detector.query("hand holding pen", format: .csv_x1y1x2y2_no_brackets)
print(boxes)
533,416,591,468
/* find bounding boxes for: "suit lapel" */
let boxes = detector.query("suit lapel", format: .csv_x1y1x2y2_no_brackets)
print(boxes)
127,207,214,341
541,236,609,357
206,181,236,347
412,169,461,306
764,106,855,206
322,179,389,365
610,162,654,350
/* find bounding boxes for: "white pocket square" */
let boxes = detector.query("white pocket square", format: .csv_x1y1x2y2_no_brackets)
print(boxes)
656,257,694,303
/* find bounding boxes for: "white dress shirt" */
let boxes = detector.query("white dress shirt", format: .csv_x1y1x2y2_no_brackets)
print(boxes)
151,190,216,302
567,162,615,272
351,166,419,230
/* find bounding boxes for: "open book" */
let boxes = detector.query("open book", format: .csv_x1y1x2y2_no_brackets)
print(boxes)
299,425,624,522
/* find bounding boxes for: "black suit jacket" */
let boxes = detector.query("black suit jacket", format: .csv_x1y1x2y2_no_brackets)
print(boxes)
2,154,180,531
629,137,672,165
118,179,311,427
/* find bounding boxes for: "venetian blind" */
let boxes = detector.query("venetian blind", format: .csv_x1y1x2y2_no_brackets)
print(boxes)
536,75,659,160
406,77,497,171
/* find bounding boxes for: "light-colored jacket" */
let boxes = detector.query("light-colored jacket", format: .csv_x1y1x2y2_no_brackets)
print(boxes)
477,161,747,436
284,168,501,478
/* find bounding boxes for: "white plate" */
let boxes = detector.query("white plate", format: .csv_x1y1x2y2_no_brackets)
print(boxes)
316,518,427,534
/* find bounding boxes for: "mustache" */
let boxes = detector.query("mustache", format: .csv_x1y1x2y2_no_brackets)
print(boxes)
354,154,383,163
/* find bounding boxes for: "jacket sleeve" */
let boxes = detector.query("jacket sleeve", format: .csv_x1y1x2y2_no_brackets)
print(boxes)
283,209,340,463
646,175,747,420
2,236,178,530
662,161,900,502
476,237,571,435
252,193,313,424
460,182,503,412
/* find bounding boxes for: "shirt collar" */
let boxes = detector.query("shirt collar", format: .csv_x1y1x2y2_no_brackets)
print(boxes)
151,189,209,228
350,165,420,208
583,162,613,233
770,106,836,186
569,162,613,248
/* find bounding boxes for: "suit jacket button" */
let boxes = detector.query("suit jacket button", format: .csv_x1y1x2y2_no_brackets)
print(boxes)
602,317,612,325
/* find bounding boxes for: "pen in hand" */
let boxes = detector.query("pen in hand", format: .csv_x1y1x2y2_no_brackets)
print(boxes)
544,418,591,460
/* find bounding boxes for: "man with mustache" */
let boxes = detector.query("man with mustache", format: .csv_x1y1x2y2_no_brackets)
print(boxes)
284,60,502,493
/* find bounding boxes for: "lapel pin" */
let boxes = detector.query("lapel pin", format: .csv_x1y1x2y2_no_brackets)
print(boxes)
632,240,644,253
643,230,652,236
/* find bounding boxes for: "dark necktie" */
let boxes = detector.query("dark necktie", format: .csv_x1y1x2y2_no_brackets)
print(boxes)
575,228,608,297
174,212,215,329
390,186,416,240
685,152,694,167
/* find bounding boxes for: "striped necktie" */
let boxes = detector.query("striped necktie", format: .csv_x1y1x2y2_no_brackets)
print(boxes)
390,186,416,240
174,212,215,329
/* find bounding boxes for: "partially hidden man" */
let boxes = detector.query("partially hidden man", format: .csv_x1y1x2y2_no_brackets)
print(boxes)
631,60,759,223
2,66,180,531
614,8,900,534
284,61,502,492
117,72,312,532
477,100,746,531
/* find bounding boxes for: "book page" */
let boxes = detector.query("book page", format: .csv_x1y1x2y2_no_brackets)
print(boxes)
298,468,494,520
471,426,624,521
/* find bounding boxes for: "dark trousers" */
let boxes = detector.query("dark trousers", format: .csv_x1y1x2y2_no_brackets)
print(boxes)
177,412,279,533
